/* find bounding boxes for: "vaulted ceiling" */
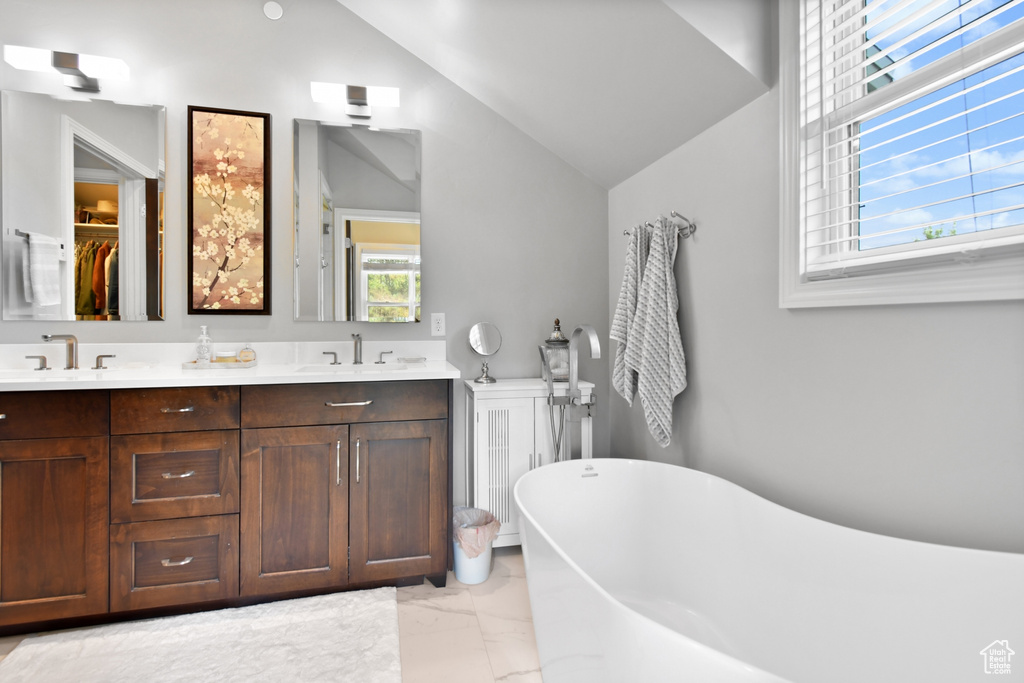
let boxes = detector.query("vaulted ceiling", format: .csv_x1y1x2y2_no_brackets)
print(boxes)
337,0,775,189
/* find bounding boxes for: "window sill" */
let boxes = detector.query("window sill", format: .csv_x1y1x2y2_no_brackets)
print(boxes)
780,249,1024,308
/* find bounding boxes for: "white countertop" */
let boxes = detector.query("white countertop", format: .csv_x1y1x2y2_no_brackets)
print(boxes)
0,340,460,392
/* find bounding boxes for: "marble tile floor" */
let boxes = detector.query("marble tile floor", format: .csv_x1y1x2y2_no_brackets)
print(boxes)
398,546,542,682
0,546,542,682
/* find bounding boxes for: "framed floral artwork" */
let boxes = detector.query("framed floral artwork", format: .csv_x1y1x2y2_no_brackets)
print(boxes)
187,105,271,314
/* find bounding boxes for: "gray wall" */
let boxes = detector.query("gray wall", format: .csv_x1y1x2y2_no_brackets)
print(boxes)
608,87,1024,553
0,0,611,504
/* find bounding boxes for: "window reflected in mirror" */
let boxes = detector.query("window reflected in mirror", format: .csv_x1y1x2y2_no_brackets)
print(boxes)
293,119,421,323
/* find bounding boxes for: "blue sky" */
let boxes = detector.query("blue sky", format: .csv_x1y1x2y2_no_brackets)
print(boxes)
855,0,1024,249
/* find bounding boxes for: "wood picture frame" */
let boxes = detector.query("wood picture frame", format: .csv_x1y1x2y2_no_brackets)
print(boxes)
187,105,271,314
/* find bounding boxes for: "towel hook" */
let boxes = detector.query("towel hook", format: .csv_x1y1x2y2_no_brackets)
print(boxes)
670,211,697,238
623,212,697,239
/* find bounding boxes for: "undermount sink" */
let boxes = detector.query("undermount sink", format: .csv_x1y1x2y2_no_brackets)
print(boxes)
0,368,102,381
295,364,407,373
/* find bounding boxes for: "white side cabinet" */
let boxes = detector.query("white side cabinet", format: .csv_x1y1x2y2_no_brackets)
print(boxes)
465,378,593,547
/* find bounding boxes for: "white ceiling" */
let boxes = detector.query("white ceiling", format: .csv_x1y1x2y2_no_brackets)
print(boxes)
337,0,774,189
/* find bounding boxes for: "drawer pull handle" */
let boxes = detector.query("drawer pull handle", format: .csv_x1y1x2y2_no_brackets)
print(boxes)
324,400,373,408
0,414,5,420
162,470,196,479
160,406,195,414
335,441,342,487
161,556,194,567
356,438,361,484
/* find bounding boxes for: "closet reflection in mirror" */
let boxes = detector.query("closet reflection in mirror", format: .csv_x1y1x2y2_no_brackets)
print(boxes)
1,90,165,321
293,119,420,322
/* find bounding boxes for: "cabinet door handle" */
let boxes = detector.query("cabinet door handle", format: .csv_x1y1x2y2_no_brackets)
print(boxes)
161,556,194,567
356,438,361,484
160,405,195,413
324,400,373,407
336,441,342,486
0,414,6,420
162,470,196,479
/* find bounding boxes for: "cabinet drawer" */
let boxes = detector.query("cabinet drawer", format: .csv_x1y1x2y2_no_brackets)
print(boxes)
241,380,448,428
0,389,108,440
110,515,238,612
111,386,239,434
111,430,240,523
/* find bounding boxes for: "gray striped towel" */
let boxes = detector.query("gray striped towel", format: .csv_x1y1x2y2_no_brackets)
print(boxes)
625,217,686,447
610,223,651,406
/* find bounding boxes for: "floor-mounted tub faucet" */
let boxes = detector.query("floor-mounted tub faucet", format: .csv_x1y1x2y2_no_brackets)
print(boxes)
568,325,600,410
42,334,78,370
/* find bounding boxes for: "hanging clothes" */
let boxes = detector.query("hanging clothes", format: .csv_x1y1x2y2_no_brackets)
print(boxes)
92,241,111,319
107,244,119,317
76,241,97,316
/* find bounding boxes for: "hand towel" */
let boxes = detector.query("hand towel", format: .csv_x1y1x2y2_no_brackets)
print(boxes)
27,232,62,307
610,224,651,406
625,217,687,447
21,238,33,303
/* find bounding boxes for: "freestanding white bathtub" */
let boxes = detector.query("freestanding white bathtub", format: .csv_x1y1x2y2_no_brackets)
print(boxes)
514,458,1023,683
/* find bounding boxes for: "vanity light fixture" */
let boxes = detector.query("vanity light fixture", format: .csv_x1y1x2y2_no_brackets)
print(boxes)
3,45,129,93
310,81,400,118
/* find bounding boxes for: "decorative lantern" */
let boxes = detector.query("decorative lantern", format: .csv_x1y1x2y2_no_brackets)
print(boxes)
541,318,570,382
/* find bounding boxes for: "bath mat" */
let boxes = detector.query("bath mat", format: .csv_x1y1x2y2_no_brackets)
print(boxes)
0,587,401,683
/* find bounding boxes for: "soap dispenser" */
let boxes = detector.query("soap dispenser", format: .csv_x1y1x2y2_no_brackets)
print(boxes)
196,325,213,362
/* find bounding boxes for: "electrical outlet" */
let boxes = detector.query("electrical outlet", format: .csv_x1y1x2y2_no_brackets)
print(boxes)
431,312,446,336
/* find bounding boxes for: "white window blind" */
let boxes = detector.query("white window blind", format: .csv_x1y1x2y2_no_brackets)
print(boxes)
801,0,1024,279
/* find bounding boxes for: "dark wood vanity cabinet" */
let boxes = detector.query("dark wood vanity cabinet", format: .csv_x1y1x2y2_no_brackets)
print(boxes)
0,391,110,628
239,425,350,596
241,380,451,592
108,386,240,612
0,378,451,630
349,420,448,584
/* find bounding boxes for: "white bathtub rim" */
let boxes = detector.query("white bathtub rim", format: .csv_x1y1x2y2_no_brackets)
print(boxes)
519,457,1024,560
513,458,789,682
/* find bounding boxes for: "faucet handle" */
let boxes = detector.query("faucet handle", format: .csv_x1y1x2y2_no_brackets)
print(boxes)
93,354,116,370
375,350,394,365
25,355,50,371
323,351,341,365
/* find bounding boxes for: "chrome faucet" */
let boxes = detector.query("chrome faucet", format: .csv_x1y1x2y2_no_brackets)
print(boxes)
352,333,363,365
42,334,78,370
538,324,601,461
566,325,600,459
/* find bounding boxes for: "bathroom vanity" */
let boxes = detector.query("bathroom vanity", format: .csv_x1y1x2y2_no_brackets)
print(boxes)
0,352,457,632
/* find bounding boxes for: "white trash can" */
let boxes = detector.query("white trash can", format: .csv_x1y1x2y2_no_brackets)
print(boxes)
452,507,501,585
453,540,493,585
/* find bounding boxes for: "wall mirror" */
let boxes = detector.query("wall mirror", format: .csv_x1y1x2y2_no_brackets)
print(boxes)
293,119,420,323
1,90,165,321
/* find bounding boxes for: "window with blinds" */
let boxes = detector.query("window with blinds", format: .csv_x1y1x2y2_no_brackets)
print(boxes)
801,0,1024,279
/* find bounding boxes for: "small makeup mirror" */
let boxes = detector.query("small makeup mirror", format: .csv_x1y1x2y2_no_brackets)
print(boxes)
468,321,501,383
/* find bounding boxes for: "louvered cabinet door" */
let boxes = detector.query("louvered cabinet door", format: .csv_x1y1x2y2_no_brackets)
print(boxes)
472,398,535,546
